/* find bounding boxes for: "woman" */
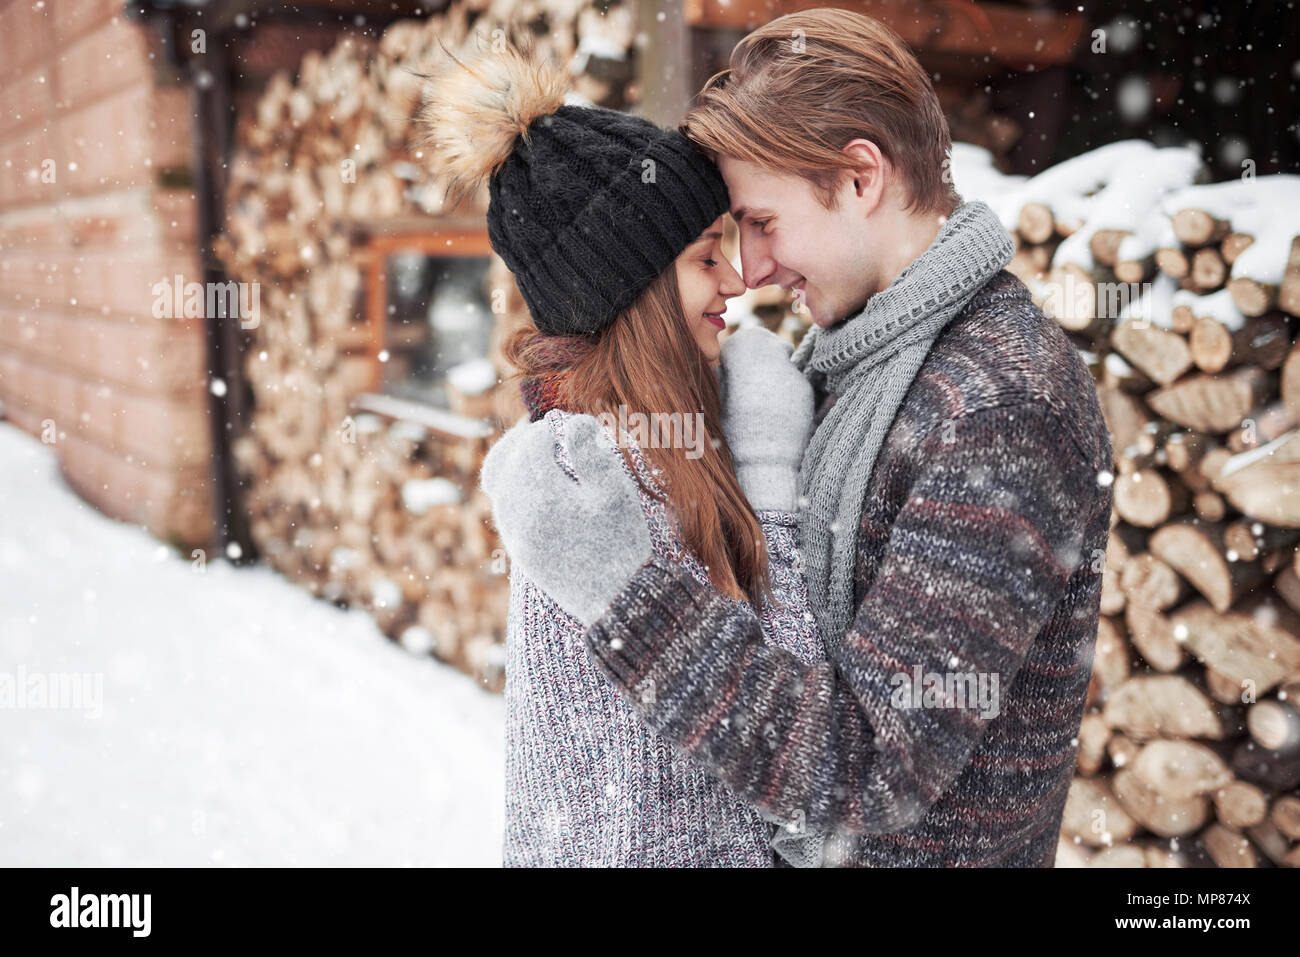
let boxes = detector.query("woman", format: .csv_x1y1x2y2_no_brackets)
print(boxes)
421,45,822,866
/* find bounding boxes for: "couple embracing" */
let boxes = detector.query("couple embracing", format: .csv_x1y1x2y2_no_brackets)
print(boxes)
421,8,1114,868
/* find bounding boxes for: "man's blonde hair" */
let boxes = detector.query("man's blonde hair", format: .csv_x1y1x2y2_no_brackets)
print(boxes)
683,9,960,216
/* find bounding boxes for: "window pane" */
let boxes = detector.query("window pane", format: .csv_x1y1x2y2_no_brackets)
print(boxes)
383,252,494,409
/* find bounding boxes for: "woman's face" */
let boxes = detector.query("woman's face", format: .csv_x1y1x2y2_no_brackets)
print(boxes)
674,215,746,364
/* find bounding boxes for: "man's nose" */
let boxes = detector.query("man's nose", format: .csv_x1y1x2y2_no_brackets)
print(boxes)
739,235,774,289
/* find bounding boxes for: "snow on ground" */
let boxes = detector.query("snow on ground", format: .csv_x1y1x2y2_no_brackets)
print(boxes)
0,421,505,866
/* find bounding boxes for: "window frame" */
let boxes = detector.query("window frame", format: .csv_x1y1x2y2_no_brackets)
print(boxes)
360,219,495,396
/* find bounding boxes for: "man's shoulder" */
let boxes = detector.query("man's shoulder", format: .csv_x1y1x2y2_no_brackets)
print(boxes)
928,269,1087,414
912,269,1112,470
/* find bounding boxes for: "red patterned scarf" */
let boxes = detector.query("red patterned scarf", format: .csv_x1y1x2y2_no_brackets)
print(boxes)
517,335,594,421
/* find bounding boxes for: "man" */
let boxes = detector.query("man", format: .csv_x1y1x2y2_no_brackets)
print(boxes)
482,9,1114,867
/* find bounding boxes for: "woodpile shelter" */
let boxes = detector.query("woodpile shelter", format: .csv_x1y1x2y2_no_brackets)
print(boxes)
206,0,1086,689
0,0,1085,687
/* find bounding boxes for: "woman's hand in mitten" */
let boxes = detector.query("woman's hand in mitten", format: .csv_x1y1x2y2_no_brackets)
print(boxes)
719,327,815,512
479,413,653,626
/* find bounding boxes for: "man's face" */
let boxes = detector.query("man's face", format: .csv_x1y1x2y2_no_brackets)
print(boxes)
718,154,875,328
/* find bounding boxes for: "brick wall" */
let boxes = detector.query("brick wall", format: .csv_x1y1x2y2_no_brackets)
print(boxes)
0,0,213,545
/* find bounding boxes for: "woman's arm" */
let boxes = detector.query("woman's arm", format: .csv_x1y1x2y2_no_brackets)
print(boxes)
718,328,824,667
752,509,828,865
752,509,823,666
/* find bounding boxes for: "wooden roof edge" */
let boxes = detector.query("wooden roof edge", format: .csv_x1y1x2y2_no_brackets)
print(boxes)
684,0,1087,69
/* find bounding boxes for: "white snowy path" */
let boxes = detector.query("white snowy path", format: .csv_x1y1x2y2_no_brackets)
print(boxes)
0,422,505,866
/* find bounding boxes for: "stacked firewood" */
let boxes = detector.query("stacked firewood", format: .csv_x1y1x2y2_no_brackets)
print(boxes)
952,141,1300,867
214,1,639,689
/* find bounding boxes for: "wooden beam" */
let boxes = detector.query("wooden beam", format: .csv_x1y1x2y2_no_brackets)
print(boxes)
683,0,1085,70
635,0,695,126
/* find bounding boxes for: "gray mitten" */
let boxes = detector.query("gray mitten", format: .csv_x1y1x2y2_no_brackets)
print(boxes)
758,806,827,868
719,327,815,512
480,413,653,626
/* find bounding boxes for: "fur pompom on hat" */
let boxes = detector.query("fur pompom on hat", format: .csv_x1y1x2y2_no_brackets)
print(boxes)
419,45,568,204
419,43,729,338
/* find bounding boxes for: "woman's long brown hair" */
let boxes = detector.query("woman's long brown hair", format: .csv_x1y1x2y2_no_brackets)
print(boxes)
501,267,778,611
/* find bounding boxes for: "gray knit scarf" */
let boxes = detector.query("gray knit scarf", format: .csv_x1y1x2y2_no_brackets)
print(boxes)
790,199,1016,653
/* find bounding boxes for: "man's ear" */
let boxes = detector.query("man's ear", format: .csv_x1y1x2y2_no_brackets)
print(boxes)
840,138,885,211
841,137,882,168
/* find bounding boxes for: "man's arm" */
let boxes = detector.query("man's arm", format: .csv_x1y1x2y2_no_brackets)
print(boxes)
584,401,1105,836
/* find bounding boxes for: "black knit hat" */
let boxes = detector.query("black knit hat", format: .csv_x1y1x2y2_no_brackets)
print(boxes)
421,49,729,338
487,106,729,337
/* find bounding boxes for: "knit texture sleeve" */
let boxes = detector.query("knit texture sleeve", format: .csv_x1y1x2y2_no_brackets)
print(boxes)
582,400,1107,836
753,509,824,667
751,509,828,866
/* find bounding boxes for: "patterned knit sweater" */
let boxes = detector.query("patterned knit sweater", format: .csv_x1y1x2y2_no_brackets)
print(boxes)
502,405,823,866
582,269,1116,867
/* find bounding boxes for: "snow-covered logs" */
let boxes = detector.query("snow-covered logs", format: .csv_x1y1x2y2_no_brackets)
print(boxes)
953,141,1300,868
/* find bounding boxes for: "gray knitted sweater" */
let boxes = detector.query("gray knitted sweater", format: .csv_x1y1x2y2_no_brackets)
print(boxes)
502,407,823,866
